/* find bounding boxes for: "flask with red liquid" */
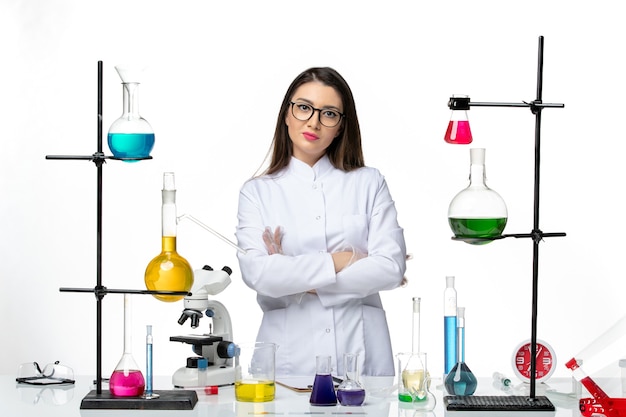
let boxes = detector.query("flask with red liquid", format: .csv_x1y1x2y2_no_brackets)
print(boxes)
444,95,473,144
110,294,145,397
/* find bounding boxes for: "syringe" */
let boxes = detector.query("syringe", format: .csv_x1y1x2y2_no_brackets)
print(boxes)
493,372,512,387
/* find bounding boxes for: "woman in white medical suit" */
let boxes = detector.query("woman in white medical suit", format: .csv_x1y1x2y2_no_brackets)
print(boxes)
236,67,407,378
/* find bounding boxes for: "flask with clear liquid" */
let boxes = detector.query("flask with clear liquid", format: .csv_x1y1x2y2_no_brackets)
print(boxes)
110,294,146,397
144,172,193,302
337,353,366,406
397,352,436,410
448,148,507,244
107,66,155,161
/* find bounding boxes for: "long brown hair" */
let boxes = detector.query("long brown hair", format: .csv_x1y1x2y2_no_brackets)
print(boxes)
263,67,364,175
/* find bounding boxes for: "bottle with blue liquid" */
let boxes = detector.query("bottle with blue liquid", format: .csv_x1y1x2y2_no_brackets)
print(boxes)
444,276,457,375
108,65,155,161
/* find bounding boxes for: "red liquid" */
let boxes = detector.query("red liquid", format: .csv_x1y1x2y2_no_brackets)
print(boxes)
444,120,472,144
110,369,145,397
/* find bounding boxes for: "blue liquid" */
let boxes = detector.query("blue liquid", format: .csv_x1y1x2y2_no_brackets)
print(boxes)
107,132,155,161
337,388,365,406
309,374,337,406
146,344,153,395
444,362,477,396
444,316,457,374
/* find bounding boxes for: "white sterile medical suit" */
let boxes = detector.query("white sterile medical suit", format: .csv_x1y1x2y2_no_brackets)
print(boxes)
236,155,406,377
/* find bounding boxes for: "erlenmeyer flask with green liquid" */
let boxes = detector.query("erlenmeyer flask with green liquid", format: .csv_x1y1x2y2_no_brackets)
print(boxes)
448,148,507,244
145,172,193,302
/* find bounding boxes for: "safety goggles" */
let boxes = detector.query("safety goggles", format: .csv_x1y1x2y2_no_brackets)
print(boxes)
16,361,75,385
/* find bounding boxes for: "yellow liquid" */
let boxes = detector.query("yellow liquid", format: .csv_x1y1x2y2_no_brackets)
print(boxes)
401,369,426,400
235,380,275,402
144,236,193,302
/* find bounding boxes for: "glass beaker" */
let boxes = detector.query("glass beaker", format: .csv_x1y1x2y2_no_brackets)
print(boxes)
397,352,436,410
448,148,507,244
234,342,277,402
109,294,145,397
444,95,472,144
144,172,194,302
310,355,337,406
108,65,155,161
337,353,365,406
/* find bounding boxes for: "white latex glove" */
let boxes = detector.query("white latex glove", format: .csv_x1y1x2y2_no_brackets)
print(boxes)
262,226,308,303
346,245,367,267
262,226,283,255
401,253,413,287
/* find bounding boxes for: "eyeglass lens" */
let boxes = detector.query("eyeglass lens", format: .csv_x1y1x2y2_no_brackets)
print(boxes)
291,102,342,127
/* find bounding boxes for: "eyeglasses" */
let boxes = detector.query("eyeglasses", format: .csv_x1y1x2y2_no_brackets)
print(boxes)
290,101,344,128
16,361,75,385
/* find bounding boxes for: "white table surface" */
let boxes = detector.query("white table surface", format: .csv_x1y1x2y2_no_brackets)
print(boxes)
2,374,587,417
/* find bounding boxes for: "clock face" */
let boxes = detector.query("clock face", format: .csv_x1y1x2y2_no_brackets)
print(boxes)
512,339,556,383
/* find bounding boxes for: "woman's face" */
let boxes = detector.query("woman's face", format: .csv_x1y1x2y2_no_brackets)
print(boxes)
285,81,343,166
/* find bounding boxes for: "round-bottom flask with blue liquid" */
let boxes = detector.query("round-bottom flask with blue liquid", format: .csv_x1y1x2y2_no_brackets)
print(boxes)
108,66,154,161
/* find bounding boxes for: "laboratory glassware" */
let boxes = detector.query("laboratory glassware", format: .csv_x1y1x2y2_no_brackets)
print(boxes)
448,148,508,244
107,66,155,160
234,342,276,402
412,297,421,354
397,352,436,410
445,307,477,395
444,95,472,144
109,294,145,397
145,172,194,302
565,315,626,417
310,355,337,406
444,276,457,374
143,325,159,399
336,353,365,406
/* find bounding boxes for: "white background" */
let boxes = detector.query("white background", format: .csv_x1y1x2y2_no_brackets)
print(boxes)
2,0,625,385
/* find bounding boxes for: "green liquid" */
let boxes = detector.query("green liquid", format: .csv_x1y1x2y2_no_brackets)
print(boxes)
448,217,507,244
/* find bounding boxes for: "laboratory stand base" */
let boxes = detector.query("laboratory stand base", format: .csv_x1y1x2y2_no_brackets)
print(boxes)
445,395,555,412
80,389,198,410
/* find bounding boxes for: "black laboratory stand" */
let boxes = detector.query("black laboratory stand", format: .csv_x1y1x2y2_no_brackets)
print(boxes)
46,61,196,410
444,36,565,411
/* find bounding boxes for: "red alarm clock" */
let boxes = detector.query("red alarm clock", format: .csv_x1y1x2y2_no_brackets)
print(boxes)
512,339,557,383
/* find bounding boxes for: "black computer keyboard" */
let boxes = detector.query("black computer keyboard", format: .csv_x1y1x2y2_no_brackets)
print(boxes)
444,395,556,411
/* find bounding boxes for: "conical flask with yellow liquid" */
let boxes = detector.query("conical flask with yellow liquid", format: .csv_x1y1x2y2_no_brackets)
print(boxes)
145,172,193,302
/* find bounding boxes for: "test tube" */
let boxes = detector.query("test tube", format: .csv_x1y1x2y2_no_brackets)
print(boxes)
144,325,159,399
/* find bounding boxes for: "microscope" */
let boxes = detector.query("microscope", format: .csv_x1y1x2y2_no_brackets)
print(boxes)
170,265,238,388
